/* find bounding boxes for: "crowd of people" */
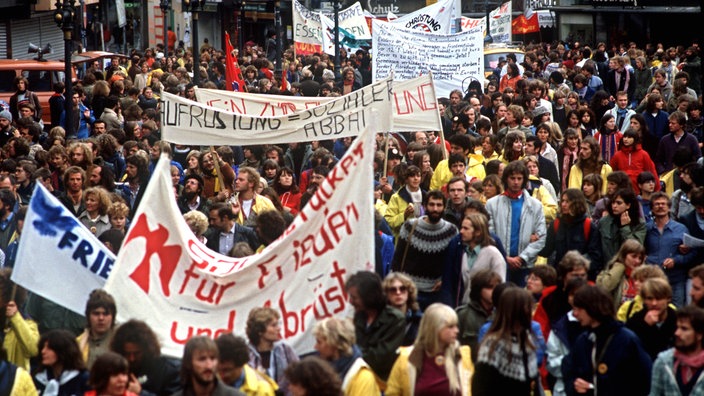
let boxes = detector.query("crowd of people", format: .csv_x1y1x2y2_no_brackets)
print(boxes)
0,34,703,395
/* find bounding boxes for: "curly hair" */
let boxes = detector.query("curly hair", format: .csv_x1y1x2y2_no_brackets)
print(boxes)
110,319,161,360
246,307,280,346
382,272,419,312
284,357,342,396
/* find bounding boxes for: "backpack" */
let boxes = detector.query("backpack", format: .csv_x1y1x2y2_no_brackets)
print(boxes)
553,216,591,240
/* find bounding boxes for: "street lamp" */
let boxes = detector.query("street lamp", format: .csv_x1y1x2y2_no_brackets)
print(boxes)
54,0,76,137
183,0,206,86
333,0,341,74
160,0,171,53
274,0,282,79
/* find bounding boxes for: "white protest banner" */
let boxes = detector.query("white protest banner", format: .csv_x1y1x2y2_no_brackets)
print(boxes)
105,127,375,357
160,76,393,146
293,0,371,55
194,75,441,132
461,16,486,36
388,0,455,34
372,20,484,98
11,184,114,315
320,12,337,56
489,2,512,43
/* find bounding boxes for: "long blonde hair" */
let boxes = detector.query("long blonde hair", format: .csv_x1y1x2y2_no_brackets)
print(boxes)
409,303,461,394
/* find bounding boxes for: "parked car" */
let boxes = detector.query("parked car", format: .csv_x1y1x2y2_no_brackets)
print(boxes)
0,59,76,127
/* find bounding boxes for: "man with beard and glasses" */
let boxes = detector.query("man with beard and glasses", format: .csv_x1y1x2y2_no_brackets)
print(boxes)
650,305,704,395
173,336,243,396
486,160,546,286
178,174,210,215
390,190,458,310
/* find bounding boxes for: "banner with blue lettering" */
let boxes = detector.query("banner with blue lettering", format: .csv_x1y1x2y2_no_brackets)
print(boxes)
11,184,113,315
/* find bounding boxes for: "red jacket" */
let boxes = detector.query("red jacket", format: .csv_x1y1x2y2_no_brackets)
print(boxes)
609,144,660,194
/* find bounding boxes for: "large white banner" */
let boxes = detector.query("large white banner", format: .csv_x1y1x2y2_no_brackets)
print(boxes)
105,128,375,357
387,0,455,34
372,20,484,98
489,2,512,43
195,75,442,132
12,184,115,315
461,16,486,36
292,0,371,55
160,76,393,146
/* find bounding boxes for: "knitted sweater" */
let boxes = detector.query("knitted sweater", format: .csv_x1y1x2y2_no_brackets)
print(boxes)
391,217,457,292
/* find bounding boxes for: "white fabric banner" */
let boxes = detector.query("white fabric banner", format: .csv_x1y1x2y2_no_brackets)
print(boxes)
160,76,393,146
372,20,484,98
194,75,441,132
319,12,337,56
461,16,486,36
105,127,375,357
387,0,455,34
292,0,371,55
489,2,512,43
11,184,114,315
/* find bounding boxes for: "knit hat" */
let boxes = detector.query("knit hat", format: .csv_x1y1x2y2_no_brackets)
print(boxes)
533,105,550,116
0,110,10,122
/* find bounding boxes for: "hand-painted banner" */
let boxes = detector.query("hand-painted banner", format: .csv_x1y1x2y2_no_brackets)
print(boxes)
194,75,441,132
293,0,371,55
461,16,486,36
372,20,484,98
105,126,375,357
160,76,393,146
387,0,455,34
489,1,512,43
11,184,115,315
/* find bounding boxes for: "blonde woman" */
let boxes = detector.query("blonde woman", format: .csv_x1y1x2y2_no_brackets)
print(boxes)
313,318,380,396
386,303,473,396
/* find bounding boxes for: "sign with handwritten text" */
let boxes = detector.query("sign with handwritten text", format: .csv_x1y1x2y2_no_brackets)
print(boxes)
160,76,393,146
194,75,441,132
105,126,375,357
372,20,484,97
12,184,115,315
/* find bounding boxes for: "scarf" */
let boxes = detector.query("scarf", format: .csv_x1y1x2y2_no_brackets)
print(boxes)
331,345,363,379
616,68,631,93
674,349,704,384
599,131,618,163
35,369,81,396
616,108,629,130
503,190,523,199
207,168,221,192
562,147,578,191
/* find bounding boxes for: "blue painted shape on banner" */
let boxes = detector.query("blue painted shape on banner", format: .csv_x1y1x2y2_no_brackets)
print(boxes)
30,187,79,237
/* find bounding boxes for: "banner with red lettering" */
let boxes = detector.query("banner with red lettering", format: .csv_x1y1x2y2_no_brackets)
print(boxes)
105,127,375,357
293,0,371,55
387,0,455,34
194,74,441,132
160,76,393,146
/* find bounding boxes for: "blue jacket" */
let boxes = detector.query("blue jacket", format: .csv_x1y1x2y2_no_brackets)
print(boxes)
645,218,696,285
563,319,652,396
642,110,669,156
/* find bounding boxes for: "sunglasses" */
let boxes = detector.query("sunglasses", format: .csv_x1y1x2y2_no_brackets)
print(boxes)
386,286,408,294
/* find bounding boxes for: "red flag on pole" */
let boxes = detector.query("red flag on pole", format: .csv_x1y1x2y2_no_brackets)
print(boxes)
225,31,246,92
281,69,289,92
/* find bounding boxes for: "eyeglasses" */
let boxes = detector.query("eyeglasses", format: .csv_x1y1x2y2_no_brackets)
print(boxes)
386,286,408,294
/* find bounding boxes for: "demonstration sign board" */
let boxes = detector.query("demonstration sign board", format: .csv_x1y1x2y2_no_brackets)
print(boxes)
372,20,484,98
161,76,393,146
106,126,375,357
293,0,371,55
489,2,512,43
387,0,455,34
12,184,116,315
194,75,442,132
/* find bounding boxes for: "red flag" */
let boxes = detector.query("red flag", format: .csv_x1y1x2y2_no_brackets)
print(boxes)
281,69,289,92
225,32,246,92
512,14,539,34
